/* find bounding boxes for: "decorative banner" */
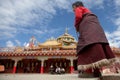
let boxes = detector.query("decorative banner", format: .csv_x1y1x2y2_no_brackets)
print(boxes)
0,65,5,72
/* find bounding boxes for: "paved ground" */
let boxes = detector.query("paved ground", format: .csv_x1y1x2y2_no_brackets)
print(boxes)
0,73,120,80
0,74,100,80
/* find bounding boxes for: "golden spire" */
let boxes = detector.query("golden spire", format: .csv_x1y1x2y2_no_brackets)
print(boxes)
65,27,69,35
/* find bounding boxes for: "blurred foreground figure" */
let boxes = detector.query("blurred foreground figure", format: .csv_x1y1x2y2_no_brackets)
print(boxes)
72,1,116,78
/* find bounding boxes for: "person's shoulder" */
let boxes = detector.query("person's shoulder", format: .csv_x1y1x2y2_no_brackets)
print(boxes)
80,7,89,10
81,7,91,13
75,6,83,11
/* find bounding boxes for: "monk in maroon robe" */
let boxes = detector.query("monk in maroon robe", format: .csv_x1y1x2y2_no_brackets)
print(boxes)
72,1,116,78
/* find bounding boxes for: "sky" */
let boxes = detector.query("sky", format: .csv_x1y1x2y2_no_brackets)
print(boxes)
0,0,120,48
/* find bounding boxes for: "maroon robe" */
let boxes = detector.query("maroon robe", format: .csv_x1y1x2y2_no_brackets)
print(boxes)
76,13,116,71
77,13,108,54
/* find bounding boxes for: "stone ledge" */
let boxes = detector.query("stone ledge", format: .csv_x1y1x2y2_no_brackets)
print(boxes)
101,75,120,80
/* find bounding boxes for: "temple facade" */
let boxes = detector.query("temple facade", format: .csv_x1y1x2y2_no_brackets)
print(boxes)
0,29,120,74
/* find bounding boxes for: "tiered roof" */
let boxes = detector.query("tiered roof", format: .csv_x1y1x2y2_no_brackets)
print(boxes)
0,28,120,57
0,50,76,57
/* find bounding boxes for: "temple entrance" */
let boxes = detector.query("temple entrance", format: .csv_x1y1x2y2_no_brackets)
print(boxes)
73,59,77,71
17,59,41,73
44,58,70,73
0,59,14,73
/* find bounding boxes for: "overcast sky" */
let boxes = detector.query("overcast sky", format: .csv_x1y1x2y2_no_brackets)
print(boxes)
0,0,120,48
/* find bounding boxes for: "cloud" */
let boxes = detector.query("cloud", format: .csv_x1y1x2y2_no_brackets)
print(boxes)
114,18,120,27
114,0,120,6
105,30,120,48
1,0,114,48
81,0,104,9
15,40,21,46
0,0,74,40
0,0,106,40
23,42,29,47
105,0,120,48
6,40,14,47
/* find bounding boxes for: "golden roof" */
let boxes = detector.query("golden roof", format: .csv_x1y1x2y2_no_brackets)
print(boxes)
57,28,75,40
62,45,76,49
39,39,62,47
14,47,23,52
111,46,120,53
62,40,76,43
57,33,74,39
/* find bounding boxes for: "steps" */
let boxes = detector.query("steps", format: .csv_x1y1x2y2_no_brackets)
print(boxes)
100,75,120,80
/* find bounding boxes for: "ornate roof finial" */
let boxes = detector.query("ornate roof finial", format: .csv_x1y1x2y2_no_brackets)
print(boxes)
65,27,68,34
29,36,38,48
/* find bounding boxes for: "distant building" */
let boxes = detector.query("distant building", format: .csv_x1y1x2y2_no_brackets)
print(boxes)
0,28,120,74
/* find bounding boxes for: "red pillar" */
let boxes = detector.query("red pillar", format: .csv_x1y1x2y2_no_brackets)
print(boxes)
13,66,16,73
12,60,18,73
40,60,44,74
70,59,74,73
70,66,74,73
40,66,44,73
